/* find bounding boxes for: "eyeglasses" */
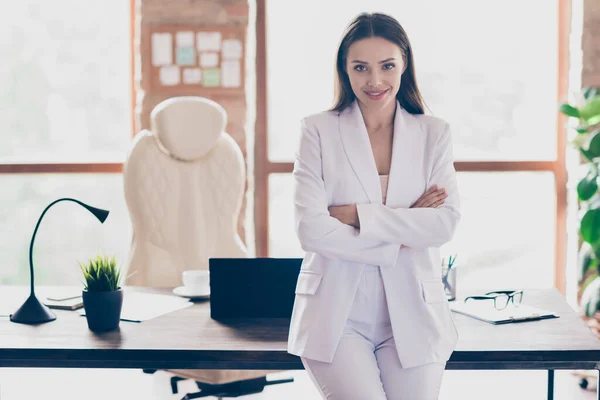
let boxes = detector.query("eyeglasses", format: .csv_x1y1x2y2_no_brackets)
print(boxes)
464,290,524,310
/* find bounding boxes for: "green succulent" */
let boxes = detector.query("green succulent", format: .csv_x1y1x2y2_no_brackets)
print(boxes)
79,255,122,292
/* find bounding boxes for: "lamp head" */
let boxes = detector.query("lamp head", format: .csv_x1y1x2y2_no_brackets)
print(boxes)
84,205,109,223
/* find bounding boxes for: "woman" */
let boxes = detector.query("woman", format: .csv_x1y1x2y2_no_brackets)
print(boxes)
287,12,460,400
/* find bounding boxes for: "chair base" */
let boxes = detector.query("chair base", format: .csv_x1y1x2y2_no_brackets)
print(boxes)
183,376,294,399
142,369,294,399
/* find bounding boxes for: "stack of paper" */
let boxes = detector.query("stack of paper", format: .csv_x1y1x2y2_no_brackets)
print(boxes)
81,292,192,322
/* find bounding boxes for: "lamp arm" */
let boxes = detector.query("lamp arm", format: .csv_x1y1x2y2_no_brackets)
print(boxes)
28,197,88,295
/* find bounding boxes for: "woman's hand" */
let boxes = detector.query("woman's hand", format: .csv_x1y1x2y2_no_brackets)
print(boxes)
328,205,359,228
410,185,447,208
403,186,446,249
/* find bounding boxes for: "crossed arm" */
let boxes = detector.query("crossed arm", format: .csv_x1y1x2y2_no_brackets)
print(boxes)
293,118,460,266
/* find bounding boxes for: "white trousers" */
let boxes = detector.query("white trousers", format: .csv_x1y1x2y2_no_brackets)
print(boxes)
301,265,446,400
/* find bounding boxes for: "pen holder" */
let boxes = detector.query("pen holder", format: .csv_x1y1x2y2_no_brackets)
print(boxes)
442,266,457,301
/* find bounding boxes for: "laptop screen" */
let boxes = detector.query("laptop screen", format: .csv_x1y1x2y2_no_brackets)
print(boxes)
209,258,303,319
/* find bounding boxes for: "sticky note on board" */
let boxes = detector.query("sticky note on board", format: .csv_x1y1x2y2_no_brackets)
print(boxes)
203,68,220,87
222,39,242,60
152,33,172,66
176,31,194,48
221,60,241,88
200,52,219,68
159,66,180,86
183,68,202,84
176,47,196,66
197,32,221,51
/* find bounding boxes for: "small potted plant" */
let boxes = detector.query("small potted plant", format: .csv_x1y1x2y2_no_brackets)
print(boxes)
80,255,123,332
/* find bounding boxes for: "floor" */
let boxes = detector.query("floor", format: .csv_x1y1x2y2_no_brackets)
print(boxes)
0,368,596,399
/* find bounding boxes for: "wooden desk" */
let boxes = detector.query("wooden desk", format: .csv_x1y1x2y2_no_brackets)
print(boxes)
1,287,599,400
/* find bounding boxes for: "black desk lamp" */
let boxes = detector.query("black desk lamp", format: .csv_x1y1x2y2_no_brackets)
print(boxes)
10,197,109,325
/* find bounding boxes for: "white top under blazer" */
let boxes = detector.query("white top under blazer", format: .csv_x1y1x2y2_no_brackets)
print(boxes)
287,99,461,369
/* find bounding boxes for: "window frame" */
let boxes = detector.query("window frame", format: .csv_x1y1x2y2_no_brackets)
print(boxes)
254,0,570,294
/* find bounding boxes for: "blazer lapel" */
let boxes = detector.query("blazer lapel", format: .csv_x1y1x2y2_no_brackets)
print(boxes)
338,100,381,204
386,107,425,208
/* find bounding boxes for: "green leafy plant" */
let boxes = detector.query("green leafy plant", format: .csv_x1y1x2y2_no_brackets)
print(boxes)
79,255,122,292
559,87,600,316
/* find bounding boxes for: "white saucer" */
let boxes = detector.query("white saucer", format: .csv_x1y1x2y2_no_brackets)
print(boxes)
173,285,210,299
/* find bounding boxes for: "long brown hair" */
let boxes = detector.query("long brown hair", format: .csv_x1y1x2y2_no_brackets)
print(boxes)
331,12,426,115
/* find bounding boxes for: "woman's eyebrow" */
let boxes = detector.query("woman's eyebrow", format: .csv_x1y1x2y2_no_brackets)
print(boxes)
350,58,397,64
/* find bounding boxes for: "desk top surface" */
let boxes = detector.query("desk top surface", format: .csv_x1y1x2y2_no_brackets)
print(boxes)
1,286,599,370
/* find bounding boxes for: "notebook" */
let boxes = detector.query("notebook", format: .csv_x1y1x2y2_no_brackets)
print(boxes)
450,300,559,325
44,296,84,311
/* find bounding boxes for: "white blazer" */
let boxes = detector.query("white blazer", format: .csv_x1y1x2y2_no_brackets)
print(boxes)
287,99,461,369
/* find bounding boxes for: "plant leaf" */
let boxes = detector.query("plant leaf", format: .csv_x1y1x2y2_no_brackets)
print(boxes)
580,147,594,163
581,277,600,317
558,103,580,118
581,209,600,244
577,127,589,134
589,115,600,126
593,244,600,265
581,97,600,123
578,174,598,201
589,132,600,158
584,87,600,101
578,243,596,281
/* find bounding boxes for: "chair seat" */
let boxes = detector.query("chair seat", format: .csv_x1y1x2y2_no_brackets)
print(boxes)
166,369,278,385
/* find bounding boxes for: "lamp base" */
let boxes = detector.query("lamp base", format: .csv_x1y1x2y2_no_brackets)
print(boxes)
10,294,56,324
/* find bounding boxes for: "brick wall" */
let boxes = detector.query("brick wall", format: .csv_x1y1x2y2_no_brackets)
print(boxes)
133,0,251,245
583,0,600,87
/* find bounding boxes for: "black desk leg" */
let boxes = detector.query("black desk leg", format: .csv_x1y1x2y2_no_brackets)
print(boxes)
547,370,554,400
597,370,600,400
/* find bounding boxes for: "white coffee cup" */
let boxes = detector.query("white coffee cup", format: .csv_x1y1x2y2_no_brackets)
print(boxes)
182,270,210,291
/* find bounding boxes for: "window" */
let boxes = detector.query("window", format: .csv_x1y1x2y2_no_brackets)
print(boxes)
257,0,569,292
0,0,133,285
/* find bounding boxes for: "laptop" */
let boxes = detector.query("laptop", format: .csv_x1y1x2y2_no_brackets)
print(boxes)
450,300,559,325
209,258,303,319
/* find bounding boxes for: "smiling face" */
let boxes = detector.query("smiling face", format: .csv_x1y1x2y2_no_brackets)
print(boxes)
345,36,405,111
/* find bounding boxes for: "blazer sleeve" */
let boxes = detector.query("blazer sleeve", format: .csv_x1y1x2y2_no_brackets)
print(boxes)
356,123,461,248
293,118,401,267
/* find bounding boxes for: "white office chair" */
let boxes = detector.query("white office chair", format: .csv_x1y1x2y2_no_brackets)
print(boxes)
122,96,291,399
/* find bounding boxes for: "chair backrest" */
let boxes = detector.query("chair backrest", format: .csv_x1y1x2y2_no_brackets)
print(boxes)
123,96,247,288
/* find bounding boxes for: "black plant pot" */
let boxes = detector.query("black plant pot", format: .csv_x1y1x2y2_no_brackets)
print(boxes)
82,288,123,332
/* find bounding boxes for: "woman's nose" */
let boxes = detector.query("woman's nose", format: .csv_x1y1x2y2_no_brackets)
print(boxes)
368,70,382,86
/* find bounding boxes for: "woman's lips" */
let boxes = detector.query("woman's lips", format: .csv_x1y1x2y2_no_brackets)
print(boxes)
364,89,389,100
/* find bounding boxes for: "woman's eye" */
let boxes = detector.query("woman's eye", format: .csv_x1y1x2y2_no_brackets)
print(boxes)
383,63,395,70
354,65,367,72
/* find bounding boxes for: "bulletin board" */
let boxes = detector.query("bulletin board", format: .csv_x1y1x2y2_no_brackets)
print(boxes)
142,24,246,95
